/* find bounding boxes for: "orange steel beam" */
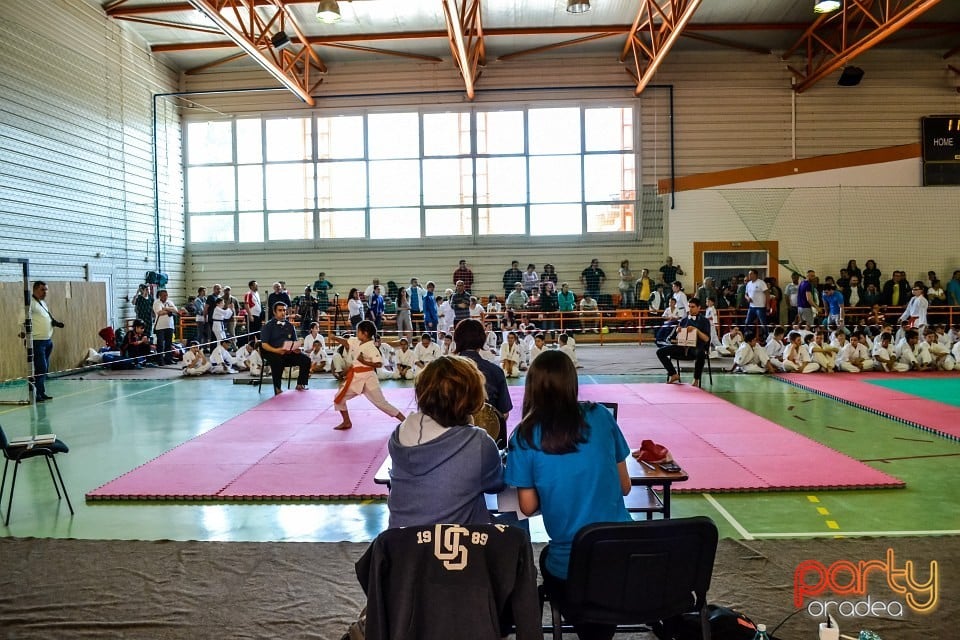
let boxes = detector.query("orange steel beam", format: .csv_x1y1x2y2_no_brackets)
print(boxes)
619,0,703,96
113,14,224,35
185,0,323,105
186,51,248,74
442,0,484,100
319,42,444,63
785,0,942,93
498,32,621,62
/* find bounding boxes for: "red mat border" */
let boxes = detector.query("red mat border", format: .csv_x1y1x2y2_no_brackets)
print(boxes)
773,373,960,444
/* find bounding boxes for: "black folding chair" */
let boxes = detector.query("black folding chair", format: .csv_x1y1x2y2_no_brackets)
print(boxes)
0,426,74,526
542,516,718,639
256,345,295,393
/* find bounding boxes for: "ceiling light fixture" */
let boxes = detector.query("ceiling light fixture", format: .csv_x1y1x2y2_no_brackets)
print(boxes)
566,0,590,14
317,0,342,23
814,0,841,13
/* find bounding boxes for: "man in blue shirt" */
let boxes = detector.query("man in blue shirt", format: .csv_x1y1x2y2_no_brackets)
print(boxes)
947,270,960,307
655,298,712,387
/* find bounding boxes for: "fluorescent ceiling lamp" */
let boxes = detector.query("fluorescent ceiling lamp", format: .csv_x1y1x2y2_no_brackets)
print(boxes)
317,0,342,23
566,0,590,14
814,0,841,13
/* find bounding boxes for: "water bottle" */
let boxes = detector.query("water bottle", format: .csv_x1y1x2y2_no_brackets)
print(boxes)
753,623,771,640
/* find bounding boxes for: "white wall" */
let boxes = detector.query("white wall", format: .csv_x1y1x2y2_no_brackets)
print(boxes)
0,0,182,324
667,158,960,287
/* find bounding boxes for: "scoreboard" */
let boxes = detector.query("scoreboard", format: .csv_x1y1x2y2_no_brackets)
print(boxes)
922,116,960,185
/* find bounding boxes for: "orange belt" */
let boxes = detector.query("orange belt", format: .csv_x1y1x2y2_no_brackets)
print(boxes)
334,365,375,404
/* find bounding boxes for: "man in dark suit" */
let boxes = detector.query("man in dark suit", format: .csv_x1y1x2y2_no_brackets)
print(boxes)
656,298,712,388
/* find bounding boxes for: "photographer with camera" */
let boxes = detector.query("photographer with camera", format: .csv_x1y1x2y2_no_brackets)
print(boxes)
153,289,179,365
25,281,64,402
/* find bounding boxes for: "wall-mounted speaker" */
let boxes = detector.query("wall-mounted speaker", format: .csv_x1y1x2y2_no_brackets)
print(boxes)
838,66,864,86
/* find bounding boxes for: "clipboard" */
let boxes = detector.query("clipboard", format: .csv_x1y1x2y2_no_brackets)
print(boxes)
675,326,698,348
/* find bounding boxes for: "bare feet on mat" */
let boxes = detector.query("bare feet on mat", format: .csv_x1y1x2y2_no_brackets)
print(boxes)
296,384,308,391
333,421,353,431
692,379,702,388
667,374,680,384
274,387,283,396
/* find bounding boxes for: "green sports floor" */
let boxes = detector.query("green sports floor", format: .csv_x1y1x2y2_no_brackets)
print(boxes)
1,363,959,543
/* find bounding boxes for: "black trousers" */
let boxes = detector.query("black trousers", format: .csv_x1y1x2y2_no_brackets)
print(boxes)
264,351,311,390
155,328,175,364
656,345,706,382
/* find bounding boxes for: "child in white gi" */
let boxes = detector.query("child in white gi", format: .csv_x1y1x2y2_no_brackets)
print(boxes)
500,331,522,378
309,339,329,374
209,339,235,374
837,332,874,373
376,336,398,380
808,330,838,373
872,332,909,372
765,326,787,371
330,321,405,431
783,331,819,373
235,341,263,376
558,332,578,367
733,331,774,374
394,338,416,380
919,330,955,370
716,325,743,357
211,298,234,341
528,333,546,365
182,341,211,376
413,333,441,373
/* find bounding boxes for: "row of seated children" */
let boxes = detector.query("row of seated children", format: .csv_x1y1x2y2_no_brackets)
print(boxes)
500,331,578,378
729,324,960,374
181,339,263,376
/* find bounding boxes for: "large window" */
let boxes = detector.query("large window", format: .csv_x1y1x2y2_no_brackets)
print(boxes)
184,104,637,244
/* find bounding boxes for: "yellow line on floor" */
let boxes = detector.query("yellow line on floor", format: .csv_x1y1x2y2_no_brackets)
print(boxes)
817,507,830,515
826,520,840,529
807,495,820,503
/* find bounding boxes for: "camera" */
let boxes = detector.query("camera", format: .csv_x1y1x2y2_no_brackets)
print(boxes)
53,321,65,329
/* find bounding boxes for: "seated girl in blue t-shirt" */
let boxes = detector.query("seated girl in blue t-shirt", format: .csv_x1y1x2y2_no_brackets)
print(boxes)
504,350,632,640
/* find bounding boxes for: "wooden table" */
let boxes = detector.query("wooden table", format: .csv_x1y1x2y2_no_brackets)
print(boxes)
624,455,689,519
374,454,688,519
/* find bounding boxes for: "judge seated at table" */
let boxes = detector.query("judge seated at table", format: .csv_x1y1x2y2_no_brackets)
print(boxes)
656,298,711,387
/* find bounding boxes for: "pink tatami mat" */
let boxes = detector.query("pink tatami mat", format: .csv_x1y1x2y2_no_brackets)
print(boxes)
86,383,902,502
775,373,960,443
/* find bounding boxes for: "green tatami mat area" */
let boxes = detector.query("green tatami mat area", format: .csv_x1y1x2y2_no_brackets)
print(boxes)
867,376,960,407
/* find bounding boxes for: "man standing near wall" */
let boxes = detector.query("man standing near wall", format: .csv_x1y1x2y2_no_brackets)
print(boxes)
25,281,64,402
244,281,263,344
153,289,179,366
502,261,523,296
743,269,769,339
797,270,820,329
453,259,474,294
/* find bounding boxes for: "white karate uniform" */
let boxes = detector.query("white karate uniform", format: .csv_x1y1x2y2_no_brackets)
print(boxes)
209,344,234,374
783,342,819,373
837,343,874,373
705,306,721,347
920,340,955,370
438,301,456,334
309,346,329,372
440,340,457,356
332,345,353,377
334,338,401,416
899,295,929,330
182,350,210,376
895,340,919,369
394,347,416,380
235,346,262,376
529,344,545,364
765,337,786,371
413,341,441,369
212,306,234,341
500,341,522,377
808,342,838,372
733,342,769,374
716,331,742,357
303,333,326,353
483,331,499,361
559,343,578,367
872,341,909,372
377,343,398,380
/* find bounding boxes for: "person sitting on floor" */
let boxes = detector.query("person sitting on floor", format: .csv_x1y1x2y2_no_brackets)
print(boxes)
209,339,235,374
765,326,787,372
331,341,352,381
919,329,955,371
715,325,743,357
394,337,416,380
308,338,329,374
528,333,546,365
500,331,522,378
733,330,775,374
557,332,578,367
387,355,505,528
837,332,874,373
782,331,819,373
413,333,441,373
376,336,398,380
872,332,909,372
234,340,262,377
121,319,154,368
808,330,838,373
182,341,211,376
